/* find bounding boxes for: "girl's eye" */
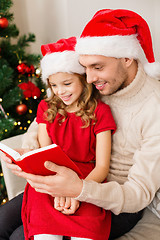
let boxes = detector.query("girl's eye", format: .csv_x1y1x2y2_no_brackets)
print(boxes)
51,84,56,87
64,82,71,86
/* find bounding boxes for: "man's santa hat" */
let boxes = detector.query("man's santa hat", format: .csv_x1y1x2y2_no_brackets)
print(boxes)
75,9,160,80
41,37,85,84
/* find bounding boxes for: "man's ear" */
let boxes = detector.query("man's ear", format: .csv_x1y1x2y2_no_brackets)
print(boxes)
124,58,134,67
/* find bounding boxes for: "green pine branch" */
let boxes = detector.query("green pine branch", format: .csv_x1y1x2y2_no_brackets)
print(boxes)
25,54,41,65
0,24,19,38
0,0,45,141
17,33,36,47
0,59,14,95
2,87,23,109
0,118,15,140
0,0,13,13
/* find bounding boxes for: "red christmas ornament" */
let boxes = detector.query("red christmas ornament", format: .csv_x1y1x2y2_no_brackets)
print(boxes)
26,65,35,75
0,17,8,28
18,81,41,98
16,104,28,115
17,63,27,74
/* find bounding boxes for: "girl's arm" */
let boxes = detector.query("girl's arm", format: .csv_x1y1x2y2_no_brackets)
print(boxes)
85,130,111,183
38,123,52,147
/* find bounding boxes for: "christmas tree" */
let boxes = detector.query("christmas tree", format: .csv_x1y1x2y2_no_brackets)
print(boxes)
0,0,46,204
0,0,45,140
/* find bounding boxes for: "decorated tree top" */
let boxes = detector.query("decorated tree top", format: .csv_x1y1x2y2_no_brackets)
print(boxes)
0,0,45,140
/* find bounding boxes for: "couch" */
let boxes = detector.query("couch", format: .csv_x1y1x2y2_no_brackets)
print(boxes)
0,134,27,200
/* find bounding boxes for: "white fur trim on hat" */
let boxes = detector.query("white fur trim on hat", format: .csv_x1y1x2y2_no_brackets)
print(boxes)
76,34,160,79
41,51,85,83
76,34,146,63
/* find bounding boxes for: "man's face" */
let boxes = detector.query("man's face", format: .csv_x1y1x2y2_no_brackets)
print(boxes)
79,55,129,95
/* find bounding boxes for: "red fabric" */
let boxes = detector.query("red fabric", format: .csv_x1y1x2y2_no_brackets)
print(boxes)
81,9,155,63
22,100,116,240
41,37,76,56
36,100,116,174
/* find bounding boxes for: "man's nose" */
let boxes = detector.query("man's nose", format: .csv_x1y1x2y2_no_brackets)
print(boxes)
86,69,97,84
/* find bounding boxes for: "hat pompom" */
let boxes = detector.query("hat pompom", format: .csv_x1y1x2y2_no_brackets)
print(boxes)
144,62,160,80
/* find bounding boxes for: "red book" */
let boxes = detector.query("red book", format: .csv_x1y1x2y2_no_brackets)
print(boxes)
0,142,82,177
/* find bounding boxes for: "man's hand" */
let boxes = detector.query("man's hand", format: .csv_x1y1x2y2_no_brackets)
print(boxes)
15,161,83,198
54,196,80,214
1,149,31,172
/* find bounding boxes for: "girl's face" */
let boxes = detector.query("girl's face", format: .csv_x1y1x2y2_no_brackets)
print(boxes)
49,72,83,112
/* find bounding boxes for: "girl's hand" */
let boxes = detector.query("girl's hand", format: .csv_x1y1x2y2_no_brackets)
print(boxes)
54,196,66,211
61,198,80,215
54,197,80,215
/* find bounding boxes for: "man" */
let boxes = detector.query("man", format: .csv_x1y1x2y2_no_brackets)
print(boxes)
1,9,160,240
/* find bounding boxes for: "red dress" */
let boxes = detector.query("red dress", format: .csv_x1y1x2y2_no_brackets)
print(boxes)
22,100,116,240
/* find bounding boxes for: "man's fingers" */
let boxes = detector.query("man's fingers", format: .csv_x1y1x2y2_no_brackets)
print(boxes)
1,153,12,163
27,178,48,189
17,171,46,183
7,163,22,171
35,188,51,195
44,161,67,174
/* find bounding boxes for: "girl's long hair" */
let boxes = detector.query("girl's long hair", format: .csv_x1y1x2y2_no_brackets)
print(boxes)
45,73,100,128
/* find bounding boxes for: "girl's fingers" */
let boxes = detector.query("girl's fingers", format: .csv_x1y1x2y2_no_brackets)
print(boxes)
64,197,71,209
60,197,65,208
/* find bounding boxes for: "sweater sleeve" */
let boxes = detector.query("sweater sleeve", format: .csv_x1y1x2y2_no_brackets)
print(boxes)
76,96,160,215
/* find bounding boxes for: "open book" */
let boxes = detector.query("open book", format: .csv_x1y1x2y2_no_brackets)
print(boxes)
0,142,82,177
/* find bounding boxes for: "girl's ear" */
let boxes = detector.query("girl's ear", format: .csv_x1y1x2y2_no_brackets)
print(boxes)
46,88,52,97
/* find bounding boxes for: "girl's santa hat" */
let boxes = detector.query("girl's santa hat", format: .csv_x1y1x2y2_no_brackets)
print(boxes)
41,37,85,83
75,9,160,80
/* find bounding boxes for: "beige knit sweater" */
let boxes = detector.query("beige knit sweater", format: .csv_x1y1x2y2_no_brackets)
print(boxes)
76,63,160,215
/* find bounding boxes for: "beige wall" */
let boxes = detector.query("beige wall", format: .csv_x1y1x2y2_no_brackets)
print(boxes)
12,0,160,61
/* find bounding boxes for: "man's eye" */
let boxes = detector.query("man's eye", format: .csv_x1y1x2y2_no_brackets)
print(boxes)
95,66,102,70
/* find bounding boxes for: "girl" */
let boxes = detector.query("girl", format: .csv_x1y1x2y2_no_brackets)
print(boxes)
22,37,116,240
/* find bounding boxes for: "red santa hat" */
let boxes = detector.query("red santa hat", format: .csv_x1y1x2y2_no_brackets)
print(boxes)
75,9,160,80
41,37,85,83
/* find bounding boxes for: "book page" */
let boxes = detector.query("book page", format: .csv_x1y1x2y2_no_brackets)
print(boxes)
0,142,21,160
20,143,57,160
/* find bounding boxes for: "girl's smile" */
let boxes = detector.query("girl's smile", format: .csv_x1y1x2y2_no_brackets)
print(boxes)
60,94,72,102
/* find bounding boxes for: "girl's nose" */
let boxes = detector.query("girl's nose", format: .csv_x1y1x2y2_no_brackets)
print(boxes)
57,87,65,95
